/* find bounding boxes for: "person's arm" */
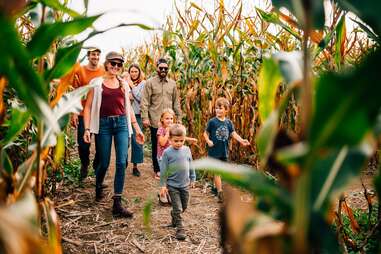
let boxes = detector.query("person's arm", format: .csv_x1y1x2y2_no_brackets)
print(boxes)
172,83,182,123
159,151,169,196
129,103,145,144
158,128,170,147
188,147,196,187
83,88,94,143
231,131,250,146
203,131,214,147
185,136,197,144
140,80,151,127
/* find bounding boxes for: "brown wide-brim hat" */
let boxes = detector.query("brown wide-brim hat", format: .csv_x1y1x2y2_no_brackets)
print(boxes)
105,51,124,62
87,46,101,53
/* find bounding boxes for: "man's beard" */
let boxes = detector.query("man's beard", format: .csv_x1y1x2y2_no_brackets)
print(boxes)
158,71,167,78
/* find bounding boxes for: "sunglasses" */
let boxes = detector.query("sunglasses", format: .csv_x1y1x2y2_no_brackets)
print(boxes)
109,61,123,68
159,67,168,71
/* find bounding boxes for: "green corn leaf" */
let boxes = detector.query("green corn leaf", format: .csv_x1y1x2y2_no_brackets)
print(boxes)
350,17,380,44
27,15,100,58
271,0,325,29
309,48,381,149
257,111,279,167
337,0,381,35
0,107,30,146
38,0,80,17
193,158,292,219
0,148,14,175
334,14,346,69
258,58,282,121
44,42,82,82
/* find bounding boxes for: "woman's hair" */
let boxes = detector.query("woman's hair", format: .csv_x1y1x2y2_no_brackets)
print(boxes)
215,97,230,110
128,63,145,83
169,124,186,137
160,108,175,124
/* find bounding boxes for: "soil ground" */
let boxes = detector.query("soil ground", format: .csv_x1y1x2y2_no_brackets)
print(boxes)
55,147,222,254
54,142,378,254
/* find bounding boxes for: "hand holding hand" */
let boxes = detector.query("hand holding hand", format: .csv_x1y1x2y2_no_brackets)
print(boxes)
190,181,195,188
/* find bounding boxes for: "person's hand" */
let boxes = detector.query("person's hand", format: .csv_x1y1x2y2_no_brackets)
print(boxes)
70,114,79,127
190,181,195,188
143,119,150,128
206,140,214,147
136,132,145,144
160,186,168,196
240,139,250,147
129,92,134,101
83,130,91,143
187,137,198,144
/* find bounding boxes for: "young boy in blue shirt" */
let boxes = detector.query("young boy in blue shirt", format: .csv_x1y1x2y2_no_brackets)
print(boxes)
160,124,196,240
203,97,250,202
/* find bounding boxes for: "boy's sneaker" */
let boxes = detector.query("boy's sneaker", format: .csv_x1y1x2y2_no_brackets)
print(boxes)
132,167,141,177
217,191,224,203
175,228,186,240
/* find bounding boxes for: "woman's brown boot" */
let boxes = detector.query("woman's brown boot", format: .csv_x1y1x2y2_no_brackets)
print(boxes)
112,196,133,218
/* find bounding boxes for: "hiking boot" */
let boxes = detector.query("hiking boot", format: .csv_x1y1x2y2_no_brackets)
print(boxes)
175,228,186,240
112,196,133,218
132,167,141,177
217,191,224,203
95,185,105,202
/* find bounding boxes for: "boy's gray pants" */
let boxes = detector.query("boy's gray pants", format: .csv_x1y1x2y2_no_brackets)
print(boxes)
167,185,189,229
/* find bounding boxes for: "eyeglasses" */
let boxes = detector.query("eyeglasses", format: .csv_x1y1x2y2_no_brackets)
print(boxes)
159,67,168,71
109,61,123,68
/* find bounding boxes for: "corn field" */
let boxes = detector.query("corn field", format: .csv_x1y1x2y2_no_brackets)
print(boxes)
1,0,381,253
124,0,374,167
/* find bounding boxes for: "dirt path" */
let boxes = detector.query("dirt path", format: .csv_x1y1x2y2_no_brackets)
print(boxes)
55,155,222,254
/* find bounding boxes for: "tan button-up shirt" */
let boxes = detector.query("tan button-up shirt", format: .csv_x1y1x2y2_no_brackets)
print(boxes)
140,75,182,128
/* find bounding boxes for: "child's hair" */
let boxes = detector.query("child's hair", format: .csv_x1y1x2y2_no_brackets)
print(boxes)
160,108,175,124
215,97,230,110
169,124,186,137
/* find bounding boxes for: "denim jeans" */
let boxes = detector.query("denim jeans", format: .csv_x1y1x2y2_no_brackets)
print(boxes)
77,116,90,169
131,114,143,164
78,116,99,172
168,185,189,228
150,126,160,173
95,115,129,195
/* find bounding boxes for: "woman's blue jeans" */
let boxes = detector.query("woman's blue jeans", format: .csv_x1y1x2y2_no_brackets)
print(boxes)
131,114,144,164
95,115,129,195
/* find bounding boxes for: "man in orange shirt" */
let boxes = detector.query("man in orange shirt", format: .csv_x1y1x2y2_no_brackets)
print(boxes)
69,47,104,181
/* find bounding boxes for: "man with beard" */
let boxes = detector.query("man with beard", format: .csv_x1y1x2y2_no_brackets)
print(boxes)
65,47,105,182
140,58,182,179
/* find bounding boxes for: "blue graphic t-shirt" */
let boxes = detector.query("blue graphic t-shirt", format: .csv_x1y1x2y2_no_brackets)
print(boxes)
205,117,235,159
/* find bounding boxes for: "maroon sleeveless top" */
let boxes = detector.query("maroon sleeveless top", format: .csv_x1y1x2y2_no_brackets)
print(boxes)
100,84,126,117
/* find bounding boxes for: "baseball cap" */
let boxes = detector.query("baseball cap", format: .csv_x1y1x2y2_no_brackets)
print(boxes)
105,51,124,62
87,46,101,54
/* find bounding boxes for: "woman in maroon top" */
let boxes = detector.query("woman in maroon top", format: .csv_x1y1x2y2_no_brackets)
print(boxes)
83,51,144,218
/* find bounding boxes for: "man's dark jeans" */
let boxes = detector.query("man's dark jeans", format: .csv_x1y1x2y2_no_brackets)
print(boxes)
168,185,189,228
78,116,98,175
150,126,160,173
78,116,90,170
